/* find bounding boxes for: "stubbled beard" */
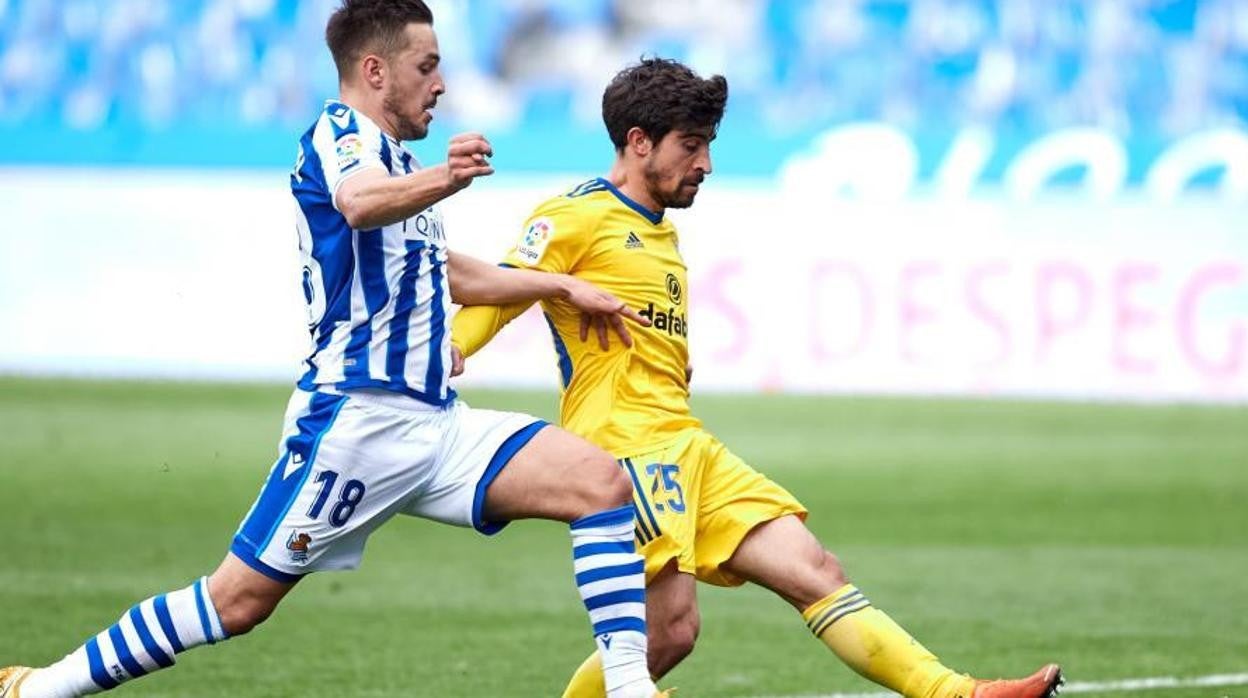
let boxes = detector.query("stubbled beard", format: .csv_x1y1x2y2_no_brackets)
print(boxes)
643,162,696,210
383,89,427,141
664,189,697,209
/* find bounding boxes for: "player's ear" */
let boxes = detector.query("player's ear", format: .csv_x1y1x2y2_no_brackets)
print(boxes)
361,54,385,90
626,127,651,157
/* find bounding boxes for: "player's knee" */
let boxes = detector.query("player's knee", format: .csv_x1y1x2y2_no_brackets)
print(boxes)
578,450,633,513
602,462,633,508
815,549,848,589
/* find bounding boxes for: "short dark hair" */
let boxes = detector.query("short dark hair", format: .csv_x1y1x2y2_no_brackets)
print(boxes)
325,0,434,80
601,58,728,151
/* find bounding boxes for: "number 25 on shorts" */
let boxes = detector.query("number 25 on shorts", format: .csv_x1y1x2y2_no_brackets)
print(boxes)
645,463,685,514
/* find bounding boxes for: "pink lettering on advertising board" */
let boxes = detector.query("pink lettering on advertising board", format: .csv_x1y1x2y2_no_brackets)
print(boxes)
698,259,751,362
809,260,873,361
899,261,941,363
1035,261,1094,364
1177,263,1244,380
1112,263,1160,374
964,261,1012,367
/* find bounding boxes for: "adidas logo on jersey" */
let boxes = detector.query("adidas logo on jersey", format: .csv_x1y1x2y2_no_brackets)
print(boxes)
624,232,644,249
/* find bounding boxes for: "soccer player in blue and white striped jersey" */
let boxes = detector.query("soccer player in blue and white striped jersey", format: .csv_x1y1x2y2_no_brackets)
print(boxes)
0,2,666,697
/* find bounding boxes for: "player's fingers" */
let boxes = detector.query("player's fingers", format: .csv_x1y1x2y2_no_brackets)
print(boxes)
450,131,486,144
449,146,488,160
617,303,650,326
448,138,493,158
450,350,465,377
448,147,473,160
595,315,610,350
450,165,494,186
609,313,634,348
449,154,493,172
579,313,591,343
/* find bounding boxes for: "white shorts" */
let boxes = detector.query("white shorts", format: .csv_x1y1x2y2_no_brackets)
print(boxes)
230,388,545,582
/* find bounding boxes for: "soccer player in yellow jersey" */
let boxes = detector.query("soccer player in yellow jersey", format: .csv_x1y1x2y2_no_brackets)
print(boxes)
451,58,1063,698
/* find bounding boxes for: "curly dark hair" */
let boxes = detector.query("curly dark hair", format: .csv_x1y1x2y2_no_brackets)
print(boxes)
325,0,434,80
601,58,728,151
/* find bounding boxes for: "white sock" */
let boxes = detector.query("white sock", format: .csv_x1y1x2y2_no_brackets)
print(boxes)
21,578,227,697
569,505,653,696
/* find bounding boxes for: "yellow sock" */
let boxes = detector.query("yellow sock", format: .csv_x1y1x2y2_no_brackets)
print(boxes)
562,652,606,698
803,584,976,698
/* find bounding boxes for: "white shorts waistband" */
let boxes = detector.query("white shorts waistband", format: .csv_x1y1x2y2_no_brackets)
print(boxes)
321,387,450,413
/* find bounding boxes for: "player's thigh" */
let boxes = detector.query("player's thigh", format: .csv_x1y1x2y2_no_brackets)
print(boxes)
721,514,847,610
482,423,631,524
232,390,440,580
400,402,544,534
692,435,808,587
619,435,707,582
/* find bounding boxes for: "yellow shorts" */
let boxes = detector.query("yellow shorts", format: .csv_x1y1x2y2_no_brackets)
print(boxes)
617,428,807,587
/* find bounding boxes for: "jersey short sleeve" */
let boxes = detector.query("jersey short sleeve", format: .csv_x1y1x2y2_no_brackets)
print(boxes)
310,102,389,210
502,199,595,274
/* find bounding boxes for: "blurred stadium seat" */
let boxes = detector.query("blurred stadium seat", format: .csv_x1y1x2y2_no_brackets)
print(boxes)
1,0,1245,176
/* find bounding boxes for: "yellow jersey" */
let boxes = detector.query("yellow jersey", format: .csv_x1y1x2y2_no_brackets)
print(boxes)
453,178,700,455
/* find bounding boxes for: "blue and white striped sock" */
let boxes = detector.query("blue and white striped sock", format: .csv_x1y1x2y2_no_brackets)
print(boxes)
570,505,651,695
22,577,228,698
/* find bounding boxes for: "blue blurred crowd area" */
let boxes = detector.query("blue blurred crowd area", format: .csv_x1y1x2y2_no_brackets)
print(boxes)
0,0,1245,179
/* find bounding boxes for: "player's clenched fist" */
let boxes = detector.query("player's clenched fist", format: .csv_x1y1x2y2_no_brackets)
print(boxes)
445,132,494,191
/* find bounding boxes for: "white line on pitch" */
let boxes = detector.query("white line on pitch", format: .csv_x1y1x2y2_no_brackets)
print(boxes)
749,671,1248,698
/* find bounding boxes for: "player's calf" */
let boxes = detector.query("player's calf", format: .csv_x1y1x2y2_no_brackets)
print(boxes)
643,562,700,679
206,555,296,636
10,577,230,697
8,557,295,698
647,604,698,679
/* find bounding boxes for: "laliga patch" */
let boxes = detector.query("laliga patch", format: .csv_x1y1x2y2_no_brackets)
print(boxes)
336,133,364,171
516,217,554,263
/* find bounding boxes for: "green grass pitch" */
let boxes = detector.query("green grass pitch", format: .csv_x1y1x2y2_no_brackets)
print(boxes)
1,376,1245,697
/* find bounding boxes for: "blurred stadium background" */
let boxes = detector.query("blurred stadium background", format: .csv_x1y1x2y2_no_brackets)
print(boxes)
0,0,1244,399
1,2,1246,697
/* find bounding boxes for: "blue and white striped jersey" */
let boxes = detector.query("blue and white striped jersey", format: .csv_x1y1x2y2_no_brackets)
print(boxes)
290,100,455,406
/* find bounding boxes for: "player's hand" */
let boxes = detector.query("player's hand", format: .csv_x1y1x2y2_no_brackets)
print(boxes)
445,132,494,192
563,277,650,350
450,345,465,377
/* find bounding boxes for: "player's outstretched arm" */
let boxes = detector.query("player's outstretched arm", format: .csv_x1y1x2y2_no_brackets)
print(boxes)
335,133,494,230
447,251,639,313
451,303,528,368
447,250,567,306
447,251,648,349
